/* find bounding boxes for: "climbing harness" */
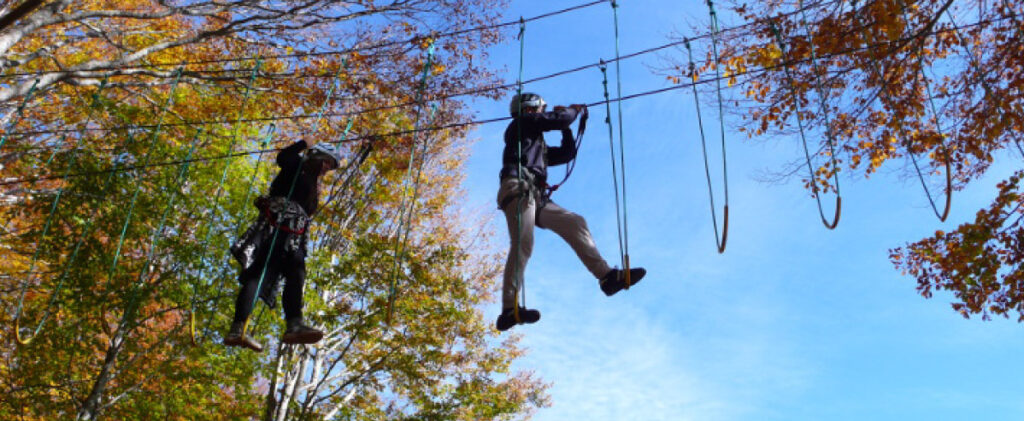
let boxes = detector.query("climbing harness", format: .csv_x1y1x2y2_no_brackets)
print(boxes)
849,0,952,221
386,40,437,325
12,79,109,345
769,19,842,229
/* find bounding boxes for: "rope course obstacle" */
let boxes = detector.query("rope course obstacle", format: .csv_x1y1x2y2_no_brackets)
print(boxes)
0,0,1012,347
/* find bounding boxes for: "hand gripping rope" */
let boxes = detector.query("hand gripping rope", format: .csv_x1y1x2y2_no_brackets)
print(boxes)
769,20,842,229
385,38,438,325
12,79,109,345
849,0,951,221
544,109,587,198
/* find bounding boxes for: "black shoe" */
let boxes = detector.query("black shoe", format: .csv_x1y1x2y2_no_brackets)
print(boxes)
224,321,263,352
495,307,541,331
282,318,324,345
599,267,647,296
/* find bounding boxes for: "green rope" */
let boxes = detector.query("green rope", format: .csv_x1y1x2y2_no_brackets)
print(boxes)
105,67,184,281
685,37,729,253
849,0,951,221
386,41,436,325
12,79,110,345
0,78,40,152
192,124,277,344
770,20,842,229
610,0,632,285
121,129,204,331
599,62,626,275
513,18,527,322
194,58,265,265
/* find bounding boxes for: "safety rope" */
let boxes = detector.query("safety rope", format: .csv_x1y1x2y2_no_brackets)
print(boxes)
385,40,437,325
599,62,627,283
544,110,587,197
769,20,842,229
12,79,109,345
104,67,184,284
610,0,632,287
685,36,729,254
513,18,527,323
849,0,952,221
177,57,263,343
190,124,277,344
120,129,204,332
0,78,39,152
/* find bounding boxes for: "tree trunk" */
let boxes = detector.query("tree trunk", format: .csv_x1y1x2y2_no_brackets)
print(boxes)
76,326,126,421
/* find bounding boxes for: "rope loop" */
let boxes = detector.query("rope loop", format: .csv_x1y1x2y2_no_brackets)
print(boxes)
769,18,842,229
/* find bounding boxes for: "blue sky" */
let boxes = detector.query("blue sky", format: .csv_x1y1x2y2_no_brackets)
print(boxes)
454,1,1024,420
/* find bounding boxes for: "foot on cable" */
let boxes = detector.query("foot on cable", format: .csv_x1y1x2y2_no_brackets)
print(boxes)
495,307,541,332
224,321,263,352
599,267,647,297
282,318,324,345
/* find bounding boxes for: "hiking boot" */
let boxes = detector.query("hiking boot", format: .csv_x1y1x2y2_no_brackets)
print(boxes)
599,267,647,296
282,318,324,345
224,321,263,352
495,307,541,332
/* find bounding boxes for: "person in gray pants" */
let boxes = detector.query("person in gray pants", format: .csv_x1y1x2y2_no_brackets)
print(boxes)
496,92,646,331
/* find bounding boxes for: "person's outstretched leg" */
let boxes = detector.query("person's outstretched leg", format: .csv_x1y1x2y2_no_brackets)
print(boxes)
537,201,645,296
281,258,323,344
496,178,541,331
536,201,611,279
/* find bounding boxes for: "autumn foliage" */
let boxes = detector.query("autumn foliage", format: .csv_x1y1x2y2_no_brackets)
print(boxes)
0,1,547,420
677,0,1024,320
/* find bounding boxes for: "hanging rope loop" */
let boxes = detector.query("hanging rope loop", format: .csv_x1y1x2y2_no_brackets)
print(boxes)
769,19,842,230
686,27,730,254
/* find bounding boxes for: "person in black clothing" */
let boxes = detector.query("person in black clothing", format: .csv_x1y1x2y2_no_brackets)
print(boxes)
226,140,341,351
496,92,646,332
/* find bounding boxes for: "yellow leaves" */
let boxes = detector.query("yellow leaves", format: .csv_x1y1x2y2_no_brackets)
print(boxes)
432,63,446,75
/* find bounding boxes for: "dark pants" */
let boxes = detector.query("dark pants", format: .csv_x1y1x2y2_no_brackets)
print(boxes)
232,251,306,325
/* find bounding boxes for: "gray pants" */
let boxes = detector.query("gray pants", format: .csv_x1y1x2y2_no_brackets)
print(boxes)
497,177,611,309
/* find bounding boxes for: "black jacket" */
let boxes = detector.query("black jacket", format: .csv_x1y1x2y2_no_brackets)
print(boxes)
269,140,319,215
500,108,579,186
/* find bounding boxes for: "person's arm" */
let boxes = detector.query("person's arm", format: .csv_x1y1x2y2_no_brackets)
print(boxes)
547,128,577,166
529,106,578,131
276,140,308,168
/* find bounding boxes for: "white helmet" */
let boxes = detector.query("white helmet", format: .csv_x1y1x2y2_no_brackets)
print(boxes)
509,92,546,116
308,142,341,169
